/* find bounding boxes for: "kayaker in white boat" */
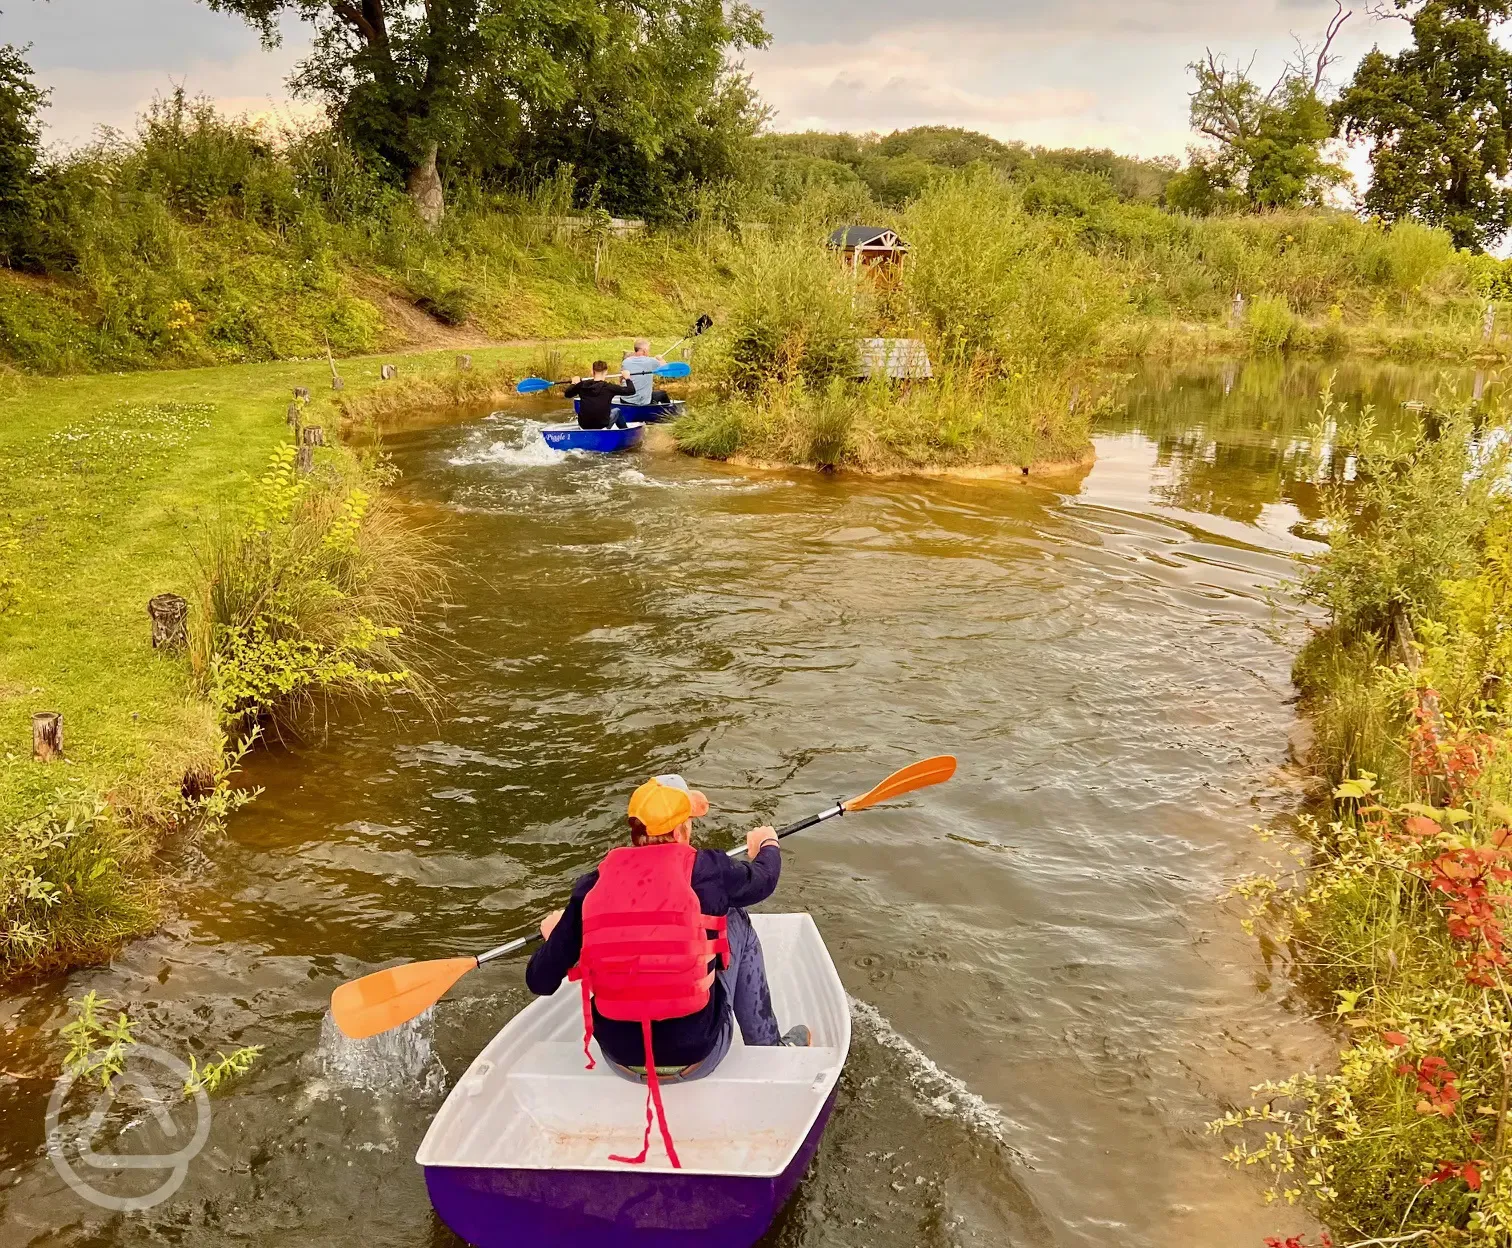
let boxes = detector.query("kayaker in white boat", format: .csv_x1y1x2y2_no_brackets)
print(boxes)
616,339,671,408
527,774,811,1091
563,361,636,429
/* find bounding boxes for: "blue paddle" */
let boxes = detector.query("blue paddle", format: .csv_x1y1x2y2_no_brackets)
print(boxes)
515,360,691,395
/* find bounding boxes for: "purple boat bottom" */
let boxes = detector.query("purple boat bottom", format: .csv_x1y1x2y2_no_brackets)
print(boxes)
423,1087,837,1247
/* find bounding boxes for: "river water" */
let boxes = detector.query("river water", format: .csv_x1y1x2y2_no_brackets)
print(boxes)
0,360,1470,1246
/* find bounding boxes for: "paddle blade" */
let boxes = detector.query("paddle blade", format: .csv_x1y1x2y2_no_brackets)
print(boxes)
331,956,478,1040
515,377,555,394
655,361,692,379
843,755,957,813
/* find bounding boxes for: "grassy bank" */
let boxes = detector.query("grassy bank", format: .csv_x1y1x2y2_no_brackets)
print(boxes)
0,340,628,979
1215,388,1512,1244
5,102,1512,389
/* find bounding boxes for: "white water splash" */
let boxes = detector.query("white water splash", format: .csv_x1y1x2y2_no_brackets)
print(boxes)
848,995,1035,1165
314,1008,447,1097
449,420,567,468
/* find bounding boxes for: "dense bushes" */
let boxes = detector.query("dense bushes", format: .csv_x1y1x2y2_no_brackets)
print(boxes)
1217,390,1512,1243
0,85,1507,378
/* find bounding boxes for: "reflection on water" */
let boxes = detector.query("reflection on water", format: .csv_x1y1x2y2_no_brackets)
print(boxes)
0,358,1479,1247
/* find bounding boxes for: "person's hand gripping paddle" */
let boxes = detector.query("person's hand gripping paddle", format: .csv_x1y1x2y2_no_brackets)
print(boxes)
329,755,957,1039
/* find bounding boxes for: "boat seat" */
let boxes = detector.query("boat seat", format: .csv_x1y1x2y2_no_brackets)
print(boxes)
511,1041,839,1085
503,1042,841,1138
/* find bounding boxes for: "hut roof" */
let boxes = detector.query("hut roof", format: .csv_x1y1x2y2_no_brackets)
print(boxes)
827,226,907,251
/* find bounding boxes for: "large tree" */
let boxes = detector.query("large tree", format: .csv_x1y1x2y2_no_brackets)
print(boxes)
204,0,767,225
1334,0,1512,250
0,40,48,269
1167,5,1354,215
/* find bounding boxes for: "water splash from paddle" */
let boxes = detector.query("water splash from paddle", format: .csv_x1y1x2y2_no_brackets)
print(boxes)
315,1008,446,1096
848,995,1035,1166
448,418,566,468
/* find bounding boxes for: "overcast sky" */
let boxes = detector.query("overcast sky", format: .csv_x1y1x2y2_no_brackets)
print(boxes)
1,0,1412,170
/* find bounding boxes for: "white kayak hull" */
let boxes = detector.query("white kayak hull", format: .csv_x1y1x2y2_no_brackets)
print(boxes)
417,913,850,1247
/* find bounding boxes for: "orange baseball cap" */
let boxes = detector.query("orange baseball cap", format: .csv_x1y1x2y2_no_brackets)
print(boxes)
627,774,711,838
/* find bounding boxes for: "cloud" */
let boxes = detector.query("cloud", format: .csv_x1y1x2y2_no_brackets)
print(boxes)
5,0,310,146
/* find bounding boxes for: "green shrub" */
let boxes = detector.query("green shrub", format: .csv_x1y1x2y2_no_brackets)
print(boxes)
710,234,860,392
192,445,441,734
0,795,155,976
900,170,1123,370
1245,294,1299,353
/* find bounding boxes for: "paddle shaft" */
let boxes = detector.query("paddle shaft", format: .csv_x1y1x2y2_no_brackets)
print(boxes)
477,932,543,966
726,802,845,858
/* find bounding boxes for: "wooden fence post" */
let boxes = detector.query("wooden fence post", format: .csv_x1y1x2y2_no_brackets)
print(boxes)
287,403,300,428
297,444,314,474
1485,303,1498,344
293,386,311,402
457,354,472,370
147,593,188,649
32,712,62,762
301,425,325,447
381,364,398,380
331,375,345,391
1230,292,1246,327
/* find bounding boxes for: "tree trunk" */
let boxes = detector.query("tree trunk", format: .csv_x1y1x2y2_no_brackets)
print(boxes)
32,712,62,762
407,142,445,229
148,593,189,649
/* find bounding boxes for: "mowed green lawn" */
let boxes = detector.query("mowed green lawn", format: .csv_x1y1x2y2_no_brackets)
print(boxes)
0,340,626,829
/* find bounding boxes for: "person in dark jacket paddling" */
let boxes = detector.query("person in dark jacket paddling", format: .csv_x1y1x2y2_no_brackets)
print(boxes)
563,362,636,430
526,774,811,1088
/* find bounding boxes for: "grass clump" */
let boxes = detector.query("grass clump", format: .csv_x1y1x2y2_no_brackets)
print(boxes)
192,442,440,736
0,796,155,978
1214,386,1512,1243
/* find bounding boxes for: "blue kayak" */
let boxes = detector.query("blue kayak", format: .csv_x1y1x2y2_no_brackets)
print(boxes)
575,399,685,424
541,423,645,454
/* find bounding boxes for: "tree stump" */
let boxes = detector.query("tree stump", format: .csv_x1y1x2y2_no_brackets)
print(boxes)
331,375,344,391
32,712,62,762
301,425,325,447
381,364,398,380
296,444,314,474
457,354,472,371
148,593,188,649
286,403,300,427
293,386,311,402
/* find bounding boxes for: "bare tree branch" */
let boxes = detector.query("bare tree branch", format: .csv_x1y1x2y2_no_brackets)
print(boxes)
1315,1,1353,91
1364,0,1412,23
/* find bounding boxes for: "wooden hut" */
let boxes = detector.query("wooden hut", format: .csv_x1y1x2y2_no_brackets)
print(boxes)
827,226,909,271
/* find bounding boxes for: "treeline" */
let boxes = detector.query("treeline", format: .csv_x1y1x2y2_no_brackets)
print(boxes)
753,127,1175,209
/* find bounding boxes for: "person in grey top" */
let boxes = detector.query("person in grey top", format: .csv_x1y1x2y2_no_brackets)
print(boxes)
617,339,670,407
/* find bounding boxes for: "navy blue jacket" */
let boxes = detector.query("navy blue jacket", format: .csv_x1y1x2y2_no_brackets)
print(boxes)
525,844,781,1067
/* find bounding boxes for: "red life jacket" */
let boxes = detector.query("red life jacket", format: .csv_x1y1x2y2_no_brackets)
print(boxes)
568,841,728,1168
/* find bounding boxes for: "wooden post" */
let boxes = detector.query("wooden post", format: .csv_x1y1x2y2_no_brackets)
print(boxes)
457,354,472,371
286,403,300,427
32,712,62,762
331,375,344,391
296,444,314,474
381,364,398,380
301,425,325,447
1485,303,1498,344
1230,292,1246,327
147,593,188,649
293,386,311,402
